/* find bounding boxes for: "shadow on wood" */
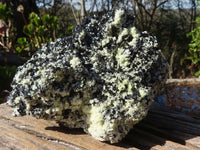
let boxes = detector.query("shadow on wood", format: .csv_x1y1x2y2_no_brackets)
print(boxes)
45,126,85,135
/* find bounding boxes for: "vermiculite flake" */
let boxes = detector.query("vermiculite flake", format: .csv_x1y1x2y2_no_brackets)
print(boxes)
7,9,169,143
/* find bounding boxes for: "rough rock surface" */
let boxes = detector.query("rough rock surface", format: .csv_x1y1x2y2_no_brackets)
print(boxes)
7,9,169,143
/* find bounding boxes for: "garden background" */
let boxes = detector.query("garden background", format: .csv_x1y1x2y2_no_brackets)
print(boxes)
0,0,200,103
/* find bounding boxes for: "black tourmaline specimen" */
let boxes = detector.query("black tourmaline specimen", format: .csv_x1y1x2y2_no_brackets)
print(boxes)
7,9,168,143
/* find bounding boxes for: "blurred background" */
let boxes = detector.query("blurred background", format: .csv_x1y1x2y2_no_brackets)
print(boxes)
0,0,200,106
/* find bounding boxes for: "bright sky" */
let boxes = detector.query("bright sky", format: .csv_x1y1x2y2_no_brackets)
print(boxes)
36,0,199,10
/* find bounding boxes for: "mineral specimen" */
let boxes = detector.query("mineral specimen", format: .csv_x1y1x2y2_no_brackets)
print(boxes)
7,9,169,143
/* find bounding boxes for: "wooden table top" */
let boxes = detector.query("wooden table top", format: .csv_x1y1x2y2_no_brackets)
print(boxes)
0,103,199,150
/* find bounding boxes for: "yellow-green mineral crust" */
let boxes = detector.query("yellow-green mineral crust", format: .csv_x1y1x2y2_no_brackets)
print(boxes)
7,9,169,143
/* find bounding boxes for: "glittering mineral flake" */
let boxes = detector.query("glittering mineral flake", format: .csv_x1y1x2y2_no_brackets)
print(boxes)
7,9,169,143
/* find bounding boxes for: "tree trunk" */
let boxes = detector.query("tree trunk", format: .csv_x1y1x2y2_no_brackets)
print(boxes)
81,0,86,22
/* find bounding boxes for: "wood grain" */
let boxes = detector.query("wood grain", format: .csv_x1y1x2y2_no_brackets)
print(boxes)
166,78,200,87
0,103,199,150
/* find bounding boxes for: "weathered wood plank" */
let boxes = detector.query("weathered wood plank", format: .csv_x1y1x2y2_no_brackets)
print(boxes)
133,128,191,150
124,133,169,150
166,78,200,87
145,113,200,135
147,103,200,135
0,103,200,150
0,103,133,150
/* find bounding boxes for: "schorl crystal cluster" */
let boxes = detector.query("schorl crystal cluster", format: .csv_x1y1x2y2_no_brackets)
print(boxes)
7,9,168,143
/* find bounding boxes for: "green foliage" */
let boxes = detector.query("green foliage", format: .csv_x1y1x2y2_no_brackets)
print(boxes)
16,37,28,53
67,25,74,35
195,70,200,76
187,19,200,64
183,13,200,76
180,0,200,77
16,12,58,54
0,4,11,20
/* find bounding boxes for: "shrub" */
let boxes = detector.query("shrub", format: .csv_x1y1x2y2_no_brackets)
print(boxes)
16,12,58,54
182,2,200,77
